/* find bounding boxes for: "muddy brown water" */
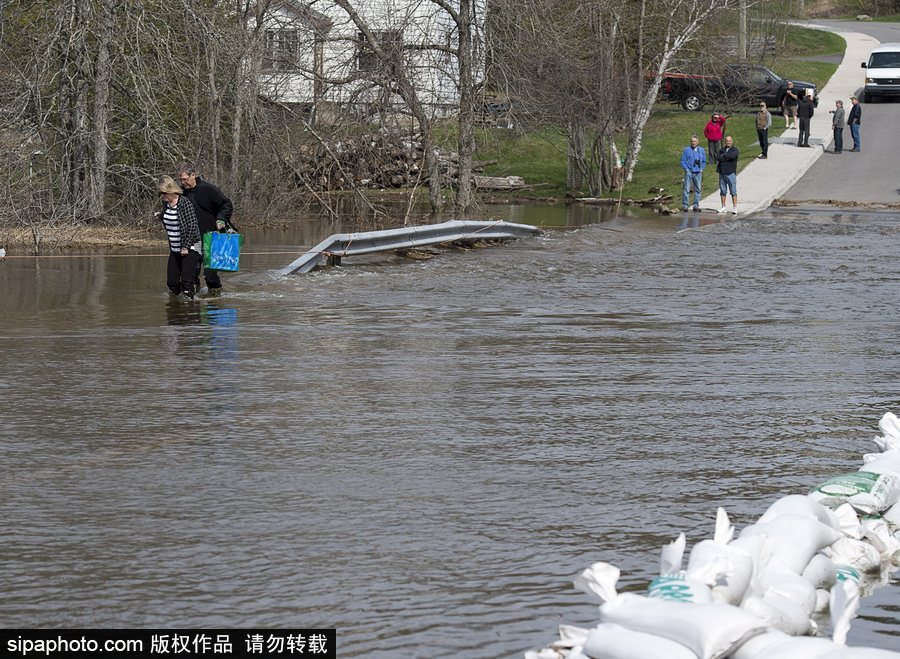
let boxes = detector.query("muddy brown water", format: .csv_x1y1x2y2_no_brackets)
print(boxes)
0,203,898,657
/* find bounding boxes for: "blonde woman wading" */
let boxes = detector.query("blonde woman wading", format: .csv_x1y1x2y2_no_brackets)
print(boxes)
157,175,202,299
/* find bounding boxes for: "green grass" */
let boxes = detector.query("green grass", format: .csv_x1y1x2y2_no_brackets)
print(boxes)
771,61,840,89
872,15,900,21
779,25,846,57
473,128,568,197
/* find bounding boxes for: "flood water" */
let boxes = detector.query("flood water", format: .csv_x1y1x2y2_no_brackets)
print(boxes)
1,203,898,656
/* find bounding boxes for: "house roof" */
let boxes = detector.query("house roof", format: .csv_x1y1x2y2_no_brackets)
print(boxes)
270,0,333,33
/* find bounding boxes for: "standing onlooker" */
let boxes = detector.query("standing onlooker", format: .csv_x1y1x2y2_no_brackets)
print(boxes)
782,81,799,129
847,96,862,152
756,102,772,159
797,91,814,147
680,134,707,212
830,99,845,154
177,163,234,297
157,175,202,299
715,136,739,215
703,112,727,163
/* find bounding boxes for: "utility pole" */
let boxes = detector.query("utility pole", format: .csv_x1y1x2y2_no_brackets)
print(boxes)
738,0,747,60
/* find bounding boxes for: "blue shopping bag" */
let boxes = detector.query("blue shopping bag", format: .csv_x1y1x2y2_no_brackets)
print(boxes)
203,232,244,272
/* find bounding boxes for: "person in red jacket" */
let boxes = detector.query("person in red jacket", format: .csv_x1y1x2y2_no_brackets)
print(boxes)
703,113,727,163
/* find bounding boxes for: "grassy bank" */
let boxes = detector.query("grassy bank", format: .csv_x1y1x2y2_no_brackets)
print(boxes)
471,27,842,203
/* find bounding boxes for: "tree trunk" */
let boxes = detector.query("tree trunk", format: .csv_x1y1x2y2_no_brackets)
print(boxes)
89,0,115,219
455,0,475,214
567,119,585,194
206,43,221,182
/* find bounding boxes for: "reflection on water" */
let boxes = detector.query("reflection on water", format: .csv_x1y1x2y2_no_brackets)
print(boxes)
0,205,897,657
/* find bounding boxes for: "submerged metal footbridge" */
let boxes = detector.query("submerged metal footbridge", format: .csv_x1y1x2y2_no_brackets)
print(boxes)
277,220,541,275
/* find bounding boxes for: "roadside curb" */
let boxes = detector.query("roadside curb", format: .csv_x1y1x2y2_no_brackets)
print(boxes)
698,24,880,216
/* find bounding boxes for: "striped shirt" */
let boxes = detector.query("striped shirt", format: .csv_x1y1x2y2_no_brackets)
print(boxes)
162,205,181,252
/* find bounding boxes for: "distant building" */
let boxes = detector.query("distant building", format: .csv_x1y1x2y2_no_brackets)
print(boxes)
256,0,484,118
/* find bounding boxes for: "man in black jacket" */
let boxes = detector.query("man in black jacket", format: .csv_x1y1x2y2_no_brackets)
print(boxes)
177,163,235,296
847,96,862,152
715,136,740,215
797,92,815,148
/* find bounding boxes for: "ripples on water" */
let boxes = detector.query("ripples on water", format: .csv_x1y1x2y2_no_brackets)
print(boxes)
0,209,898,656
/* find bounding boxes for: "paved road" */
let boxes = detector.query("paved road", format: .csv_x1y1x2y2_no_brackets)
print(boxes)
782,19,900,203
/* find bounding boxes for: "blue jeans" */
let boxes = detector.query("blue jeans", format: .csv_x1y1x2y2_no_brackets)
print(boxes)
682,171,702,208
849,124,860,150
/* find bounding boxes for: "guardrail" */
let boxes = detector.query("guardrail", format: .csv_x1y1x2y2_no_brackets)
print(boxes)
277,220,541,275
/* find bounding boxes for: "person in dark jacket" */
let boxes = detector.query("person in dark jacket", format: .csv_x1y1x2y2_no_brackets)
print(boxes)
715,136,739,215
847,96,862,152
177,163,235,296
157,175,202,299
797,91,815,147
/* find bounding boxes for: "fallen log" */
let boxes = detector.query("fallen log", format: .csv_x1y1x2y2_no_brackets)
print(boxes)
474,175,526,190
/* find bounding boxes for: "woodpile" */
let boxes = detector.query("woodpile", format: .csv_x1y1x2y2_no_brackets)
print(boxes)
281,129,505,192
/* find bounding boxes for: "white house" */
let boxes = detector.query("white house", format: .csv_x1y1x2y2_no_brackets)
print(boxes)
256,0,485,117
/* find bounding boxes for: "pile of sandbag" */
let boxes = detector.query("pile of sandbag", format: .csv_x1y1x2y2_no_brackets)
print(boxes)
526,412,900,659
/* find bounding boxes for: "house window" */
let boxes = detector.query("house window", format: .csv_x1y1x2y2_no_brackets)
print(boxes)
264,29,302,71
357,30,403,76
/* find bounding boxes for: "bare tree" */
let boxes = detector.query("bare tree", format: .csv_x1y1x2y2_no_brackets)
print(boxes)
490,0,631,196
622,0,752,182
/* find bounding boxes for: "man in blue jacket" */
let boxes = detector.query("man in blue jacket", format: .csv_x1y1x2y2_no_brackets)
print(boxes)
680,134,707,212
177,163,235,297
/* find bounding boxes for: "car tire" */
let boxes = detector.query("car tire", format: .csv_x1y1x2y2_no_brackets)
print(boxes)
863,92,872,103
682,94,704,112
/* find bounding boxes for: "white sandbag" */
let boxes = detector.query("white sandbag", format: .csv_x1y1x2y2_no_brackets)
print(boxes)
647,574,713,604
831,578,861,646
738,515,843,574
815,588,830,613
687,541,754,604
552,625,589,650
685,508,754,604
581,623,699,659
874,412,900,452
567,646,590,659
751,559,817,615
599,593,766,659
860,517,900,559
834,564,862,590
660,533,687,576
524,650,558,659
810,471,900,515
826,537,883,573
742,593,813,635
883,500,900,527
732,631,839,659
733,577,863,659
820,649,900,658
573,562,619,603
803,554,837,590
759,494,840,530
861,449,900,478
833,504,864,540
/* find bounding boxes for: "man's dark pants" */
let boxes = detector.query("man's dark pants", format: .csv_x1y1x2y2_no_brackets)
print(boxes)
756,128,768,157
833,127,843,153
798,118,811,146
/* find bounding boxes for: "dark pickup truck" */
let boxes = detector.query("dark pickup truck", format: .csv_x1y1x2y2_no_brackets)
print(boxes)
661,64,818,112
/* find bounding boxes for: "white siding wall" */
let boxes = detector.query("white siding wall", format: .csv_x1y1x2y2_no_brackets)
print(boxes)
257,0,485,114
